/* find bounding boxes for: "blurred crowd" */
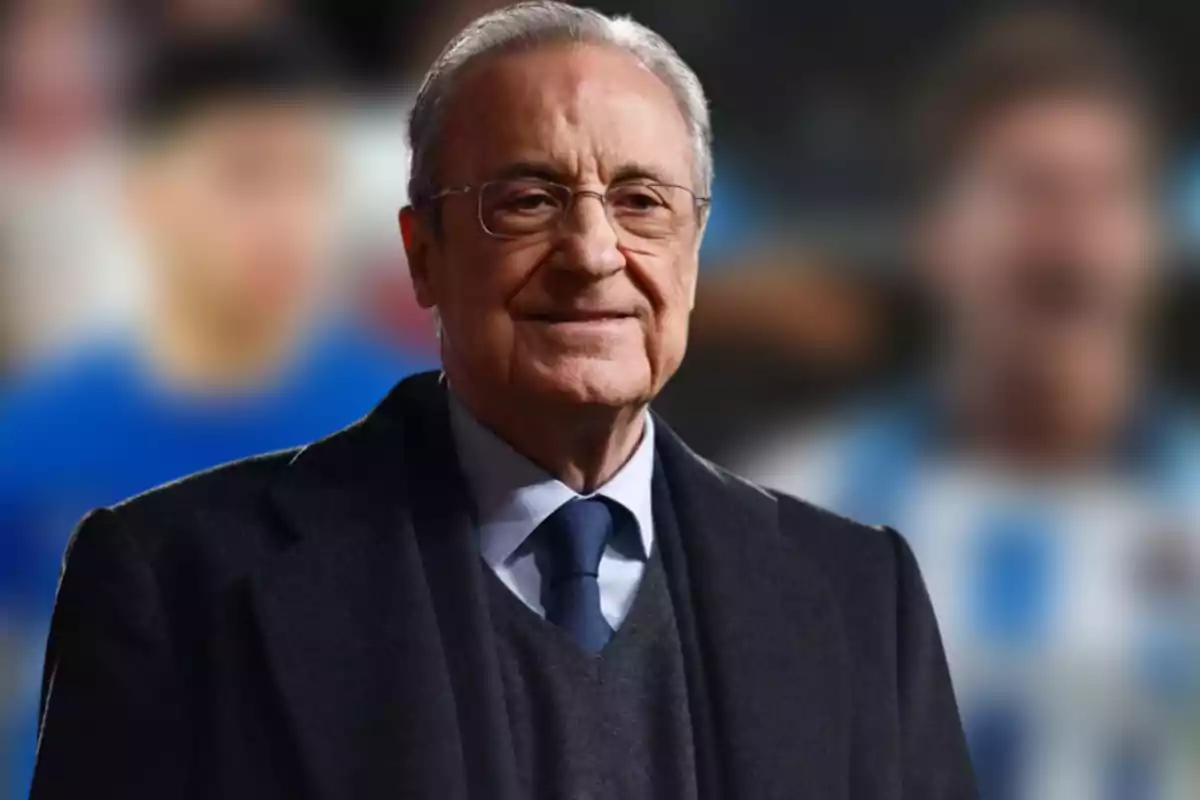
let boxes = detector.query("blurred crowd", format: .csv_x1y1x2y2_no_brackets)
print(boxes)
2,1,1199,799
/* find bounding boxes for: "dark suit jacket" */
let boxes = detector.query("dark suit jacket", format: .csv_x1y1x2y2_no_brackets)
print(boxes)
31,371,975,799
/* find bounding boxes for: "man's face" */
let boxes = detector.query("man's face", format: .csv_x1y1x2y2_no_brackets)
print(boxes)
129,102,336,332
402,44,705,411
923,95,1159,369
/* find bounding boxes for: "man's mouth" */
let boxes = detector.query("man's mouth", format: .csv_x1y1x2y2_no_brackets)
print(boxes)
519,310,638,323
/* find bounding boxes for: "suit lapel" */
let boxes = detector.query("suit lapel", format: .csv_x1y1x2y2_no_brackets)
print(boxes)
253,373,517,800
399,376,524,800
654,417,853,800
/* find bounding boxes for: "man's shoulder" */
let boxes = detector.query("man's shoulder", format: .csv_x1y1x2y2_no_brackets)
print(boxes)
705,451,901,567
51,444,310,625
97,410,388,565
102,446,302,561
689,453,911,615
768,484,904,576
111,446,297,514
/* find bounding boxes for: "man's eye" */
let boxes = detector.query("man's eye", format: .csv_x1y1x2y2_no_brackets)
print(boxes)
610,186,668,212
501,191,559,213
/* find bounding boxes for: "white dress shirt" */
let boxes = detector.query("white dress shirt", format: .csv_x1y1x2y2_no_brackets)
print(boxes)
447,393,655,630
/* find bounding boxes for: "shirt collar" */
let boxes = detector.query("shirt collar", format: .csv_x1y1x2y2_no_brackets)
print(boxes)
447,391,656,569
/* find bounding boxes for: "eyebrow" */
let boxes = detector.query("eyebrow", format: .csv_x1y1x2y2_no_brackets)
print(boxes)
609,164,675,186
487,160,678,186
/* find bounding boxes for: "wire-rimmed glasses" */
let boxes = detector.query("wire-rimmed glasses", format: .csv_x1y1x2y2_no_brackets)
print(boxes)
416,177,709,242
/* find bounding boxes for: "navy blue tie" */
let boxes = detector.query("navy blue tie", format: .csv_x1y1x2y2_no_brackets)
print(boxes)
537,497,615,655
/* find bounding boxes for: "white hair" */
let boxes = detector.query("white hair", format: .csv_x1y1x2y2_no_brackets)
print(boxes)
407,1,712,204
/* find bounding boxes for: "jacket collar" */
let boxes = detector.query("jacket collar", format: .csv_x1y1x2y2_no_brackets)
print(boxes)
652,413,852,799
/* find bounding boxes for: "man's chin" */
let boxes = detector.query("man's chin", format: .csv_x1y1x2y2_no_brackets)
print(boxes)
518,355,652,408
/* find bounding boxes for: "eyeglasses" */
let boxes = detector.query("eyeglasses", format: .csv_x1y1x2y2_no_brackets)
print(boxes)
416,178,710,242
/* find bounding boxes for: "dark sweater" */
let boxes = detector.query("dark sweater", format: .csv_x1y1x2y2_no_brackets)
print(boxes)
488,548,698,800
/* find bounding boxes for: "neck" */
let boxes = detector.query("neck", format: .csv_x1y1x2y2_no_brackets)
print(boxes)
143,288,306,394
945,342,1137,470
448,370,648,494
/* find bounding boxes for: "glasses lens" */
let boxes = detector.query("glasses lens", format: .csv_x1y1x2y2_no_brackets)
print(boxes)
607,183,693,239
480,179,569,236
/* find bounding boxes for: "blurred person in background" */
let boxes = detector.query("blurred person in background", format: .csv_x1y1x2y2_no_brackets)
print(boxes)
0,23,431,796
739,9,1200,799
0,0,140,372
0,0,135,783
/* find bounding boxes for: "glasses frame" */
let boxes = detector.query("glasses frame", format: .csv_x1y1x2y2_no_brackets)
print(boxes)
417,178,711,241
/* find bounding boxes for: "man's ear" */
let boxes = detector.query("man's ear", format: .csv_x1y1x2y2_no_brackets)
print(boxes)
400,206,437,309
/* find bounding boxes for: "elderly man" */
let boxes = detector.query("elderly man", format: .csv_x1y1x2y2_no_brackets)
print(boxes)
30,4,974,799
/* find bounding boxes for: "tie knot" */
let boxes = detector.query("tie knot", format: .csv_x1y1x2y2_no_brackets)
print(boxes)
539,497,614,579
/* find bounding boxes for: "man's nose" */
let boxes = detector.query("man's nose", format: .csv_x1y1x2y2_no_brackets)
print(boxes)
552,192,626,278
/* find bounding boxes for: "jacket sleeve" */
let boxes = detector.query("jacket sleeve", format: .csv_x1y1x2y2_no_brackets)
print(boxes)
30,508,190,799
887,526,977,798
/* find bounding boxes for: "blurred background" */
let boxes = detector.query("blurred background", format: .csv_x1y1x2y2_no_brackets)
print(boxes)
2,0,1199,798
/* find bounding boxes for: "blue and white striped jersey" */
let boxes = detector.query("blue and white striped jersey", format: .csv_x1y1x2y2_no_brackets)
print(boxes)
737,394,1200,800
